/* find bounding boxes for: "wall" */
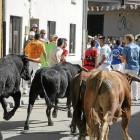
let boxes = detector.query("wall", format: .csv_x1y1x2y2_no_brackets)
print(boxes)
88,9,140,39
5,0,83,64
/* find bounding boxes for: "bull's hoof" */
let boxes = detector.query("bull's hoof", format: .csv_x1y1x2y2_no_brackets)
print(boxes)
68,111,73,118
3,112,14,120
78,135,87,140
52,110,58,118
70,124,76,134
24,125,29,130
48,121,54,126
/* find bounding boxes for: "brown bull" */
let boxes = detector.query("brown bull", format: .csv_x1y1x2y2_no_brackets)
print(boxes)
70,69,100,140
84,70,140,140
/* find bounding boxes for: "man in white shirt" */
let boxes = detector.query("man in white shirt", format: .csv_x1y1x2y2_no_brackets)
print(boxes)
49,38,64,67
95,36,112,71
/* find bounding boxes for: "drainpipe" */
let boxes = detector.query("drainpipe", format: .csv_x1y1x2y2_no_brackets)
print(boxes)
29,0,32,30
3,0,6,57
82,0,88,65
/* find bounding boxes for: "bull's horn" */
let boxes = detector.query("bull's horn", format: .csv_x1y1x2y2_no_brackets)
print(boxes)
132,76,140,82
82,67,88,72
26,56,41,62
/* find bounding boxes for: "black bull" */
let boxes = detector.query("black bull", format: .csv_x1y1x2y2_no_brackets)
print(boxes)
24,62,88,130
0,54,40,120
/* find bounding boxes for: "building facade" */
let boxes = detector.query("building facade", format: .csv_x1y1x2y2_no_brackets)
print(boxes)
88,0,140,41
4,0,83,64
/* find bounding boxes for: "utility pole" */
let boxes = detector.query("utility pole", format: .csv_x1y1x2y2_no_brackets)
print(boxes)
29,0,32,31
82,0,88,65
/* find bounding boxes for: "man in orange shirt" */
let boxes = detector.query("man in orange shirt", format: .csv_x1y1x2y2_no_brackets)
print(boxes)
23,34,48,94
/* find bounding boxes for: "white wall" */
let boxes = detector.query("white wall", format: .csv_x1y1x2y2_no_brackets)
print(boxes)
6,0,83,63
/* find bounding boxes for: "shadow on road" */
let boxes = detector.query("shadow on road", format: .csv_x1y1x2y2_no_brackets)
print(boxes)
108,109,140,140
0,131,3,140
4,131,71,140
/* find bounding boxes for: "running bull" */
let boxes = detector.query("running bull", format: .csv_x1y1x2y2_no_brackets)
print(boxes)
84,70,140,140
0,54,40,120
70,69,100,140
24,62,87,130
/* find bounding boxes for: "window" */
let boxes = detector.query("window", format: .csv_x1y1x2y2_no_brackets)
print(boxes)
9,16,21,54
69,24,76,54
47,21,56,40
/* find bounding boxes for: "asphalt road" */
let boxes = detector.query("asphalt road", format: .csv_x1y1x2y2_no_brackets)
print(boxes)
1,89,140,140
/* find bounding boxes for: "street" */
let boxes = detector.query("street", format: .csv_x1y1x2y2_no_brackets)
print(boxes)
1,87,140,140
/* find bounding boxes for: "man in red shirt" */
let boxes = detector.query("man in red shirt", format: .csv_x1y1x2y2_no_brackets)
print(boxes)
83,40,98,70
61,38,68,62
50,34,58,42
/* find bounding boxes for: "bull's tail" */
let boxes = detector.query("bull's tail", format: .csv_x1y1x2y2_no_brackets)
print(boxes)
40,75,54,107
124,72,140,85
92,70,106,107
41,75,71,111
74,73,83,109
74,71,90,109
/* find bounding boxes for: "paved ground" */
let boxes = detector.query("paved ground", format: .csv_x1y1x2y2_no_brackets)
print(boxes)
0,84,140,140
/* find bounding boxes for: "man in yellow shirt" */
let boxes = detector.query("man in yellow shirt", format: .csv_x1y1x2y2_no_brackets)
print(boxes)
23,34,48,94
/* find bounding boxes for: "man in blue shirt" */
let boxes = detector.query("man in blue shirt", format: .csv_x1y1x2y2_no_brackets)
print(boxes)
118,34,140,101
111,40,123,71
95,36,112,71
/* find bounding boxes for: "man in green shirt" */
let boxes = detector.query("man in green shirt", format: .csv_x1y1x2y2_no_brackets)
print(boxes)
25,31,35,47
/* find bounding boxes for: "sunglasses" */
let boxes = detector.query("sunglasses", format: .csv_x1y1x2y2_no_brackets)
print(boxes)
41,33,45,34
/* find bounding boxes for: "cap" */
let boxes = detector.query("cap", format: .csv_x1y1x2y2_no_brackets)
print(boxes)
88,35,92,38
29,31,35,36
52,34,58,38
32,23,38,28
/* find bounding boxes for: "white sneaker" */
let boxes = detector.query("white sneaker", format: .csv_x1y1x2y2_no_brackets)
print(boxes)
23,88,28,94
133,98,138,101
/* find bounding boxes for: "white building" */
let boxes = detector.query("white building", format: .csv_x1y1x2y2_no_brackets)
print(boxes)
5,0,84,64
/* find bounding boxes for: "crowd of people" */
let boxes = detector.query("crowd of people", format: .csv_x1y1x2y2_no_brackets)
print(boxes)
84,33,140,101
22,23,140,101
22,23,68,94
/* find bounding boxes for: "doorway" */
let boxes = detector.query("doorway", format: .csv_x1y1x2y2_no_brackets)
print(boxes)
87,14,104,37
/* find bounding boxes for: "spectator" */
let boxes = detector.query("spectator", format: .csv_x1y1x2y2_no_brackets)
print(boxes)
111,40,123,71
107,38,113,49
30,23,38,33
40,29,50,44
112,40,116,48
87,35,92,49
50,34,58,42
136,35,140,47
25,31,35,47
118,34,140,101
95,36,112,71
49,38,64,67
23,34,48,94
61,38,68,62
94,35,101,55
22,31,35,94
83,40,98,70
